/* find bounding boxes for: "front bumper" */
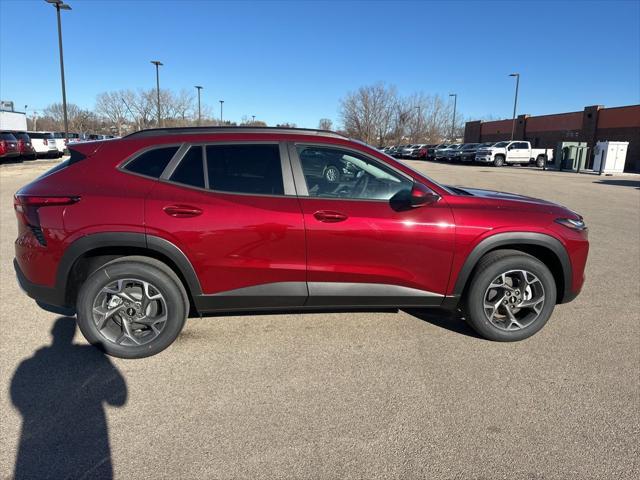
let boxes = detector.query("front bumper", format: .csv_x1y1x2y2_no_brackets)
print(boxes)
475,155,493,163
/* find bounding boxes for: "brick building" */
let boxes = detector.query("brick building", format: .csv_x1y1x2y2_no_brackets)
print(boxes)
464,104,640,172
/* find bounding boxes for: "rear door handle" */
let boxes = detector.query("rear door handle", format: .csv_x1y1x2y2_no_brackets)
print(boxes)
313,210,348,223
163,205,203,218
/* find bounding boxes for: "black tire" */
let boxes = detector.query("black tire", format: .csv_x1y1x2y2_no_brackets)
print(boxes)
493,155,505,167
463,250,556,341
535,156,546,168
76,256,188,358
324,165,340,183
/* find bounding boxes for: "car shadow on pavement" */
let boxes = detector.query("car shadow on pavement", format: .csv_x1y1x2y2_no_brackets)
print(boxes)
593,179,640,189
403,308,482,339
10,317,127,480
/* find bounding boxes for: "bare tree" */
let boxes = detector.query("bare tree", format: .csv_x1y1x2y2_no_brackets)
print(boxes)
340,82,398,146
95,91,129,136
318,118,333,130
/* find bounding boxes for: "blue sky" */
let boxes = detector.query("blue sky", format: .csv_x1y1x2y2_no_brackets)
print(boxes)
1,0,638,127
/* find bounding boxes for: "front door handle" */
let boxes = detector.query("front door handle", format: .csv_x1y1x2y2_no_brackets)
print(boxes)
313,210,348,223
163,205,203,218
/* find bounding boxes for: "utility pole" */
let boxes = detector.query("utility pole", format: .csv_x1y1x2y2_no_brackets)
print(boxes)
415,106,421,142
252,115,255,124
195,86,203,126
219,100,224,124
449,93,457,142
509,73,520,140
151,60,163,127
46,0,71,141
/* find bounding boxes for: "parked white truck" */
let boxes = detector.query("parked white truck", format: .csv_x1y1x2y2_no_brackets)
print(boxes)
475,140,553,167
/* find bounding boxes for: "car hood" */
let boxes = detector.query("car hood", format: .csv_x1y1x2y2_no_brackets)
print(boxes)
448,186,577,216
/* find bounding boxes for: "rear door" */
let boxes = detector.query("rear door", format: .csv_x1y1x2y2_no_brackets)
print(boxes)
145,141,307,311
289,142,455,307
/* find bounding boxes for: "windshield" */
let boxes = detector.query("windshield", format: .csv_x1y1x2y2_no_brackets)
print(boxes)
493,141,509,147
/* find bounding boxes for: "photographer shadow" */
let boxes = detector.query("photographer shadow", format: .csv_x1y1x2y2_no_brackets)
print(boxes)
10,317,127,480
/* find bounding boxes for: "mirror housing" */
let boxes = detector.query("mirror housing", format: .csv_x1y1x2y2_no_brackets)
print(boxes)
390,183,440,211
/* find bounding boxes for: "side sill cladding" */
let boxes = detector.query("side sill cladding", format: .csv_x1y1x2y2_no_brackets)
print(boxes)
450,232,573,303
56,233,203,301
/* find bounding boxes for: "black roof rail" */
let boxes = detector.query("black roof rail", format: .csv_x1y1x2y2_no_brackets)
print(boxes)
124,126,348,140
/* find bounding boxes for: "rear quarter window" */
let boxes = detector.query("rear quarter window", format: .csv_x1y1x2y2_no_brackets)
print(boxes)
123,146,179,178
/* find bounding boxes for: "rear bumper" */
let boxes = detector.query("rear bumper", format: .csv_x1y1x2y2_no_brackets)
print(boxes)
14,258,74,314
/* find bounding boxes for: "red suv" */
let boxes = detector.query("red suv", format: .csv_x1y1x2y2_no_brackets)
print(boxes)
14,127,589,358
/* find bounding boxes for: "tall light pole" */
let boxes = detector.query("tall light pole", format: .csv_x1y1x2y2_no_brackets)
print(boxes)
219,100,224,124
415,106,421,142
151,60,163,127
194,85,203,126
252,115,255,124
449,93,457,142
509,73,520,140
45,0,71,141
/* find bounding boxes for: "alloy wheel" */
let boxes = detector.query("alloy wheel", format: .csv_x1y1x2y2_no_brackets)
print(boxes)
483,269,545,331
91,278,168,347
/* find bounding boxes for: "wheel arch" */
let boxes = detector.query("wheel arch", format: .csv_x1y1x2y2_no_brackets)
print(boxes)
451,232,572,305
57,233,202,311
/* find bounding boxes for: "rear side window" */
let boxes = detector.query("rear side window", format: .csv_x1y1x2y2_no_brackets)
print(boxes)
124,146,179,178
0,133,17,141
170,146,205,188
205,144,283,195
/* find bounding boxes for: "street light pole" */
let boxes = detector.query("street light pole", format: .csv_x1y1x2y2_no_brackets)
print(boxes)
46,0,71,142
151,60,163,127
509,73,520,140
219,100,224,124
415,106,421,142
449,93,457,142
252,115,255,124
195,86,203,126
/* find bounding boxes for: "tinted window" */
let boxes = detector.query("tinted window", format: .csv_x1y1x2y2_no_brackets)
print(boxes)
125,146,179,178
206,144,284,195
28,132,42,139
12,132,29,141
170,146,205,188
0,133,17,141
297,146,411,200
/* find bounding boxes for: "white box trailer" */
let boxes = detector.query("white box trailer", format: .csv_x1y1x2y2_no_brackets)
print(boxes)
593,141,629,174
0,110,27,131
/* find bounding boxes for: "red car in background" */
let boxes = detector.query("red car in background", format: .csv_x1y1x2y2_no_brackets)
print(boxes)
14,127,589,358
11,131,37,159
0,131,20,161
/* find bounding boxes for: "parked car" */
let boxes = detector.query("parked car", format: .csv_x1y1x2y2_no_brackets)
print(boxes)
11,131,37,159
27,131,58,158
456,143,481,162
14,126,589,358
433,144,452,161
52,132,67,157
475,141,553,167
0,131,20,160
401,144,422,158
298,148,358,183
415,144,437,160
408,144,429,159
435,144,460,161
426,144,446,161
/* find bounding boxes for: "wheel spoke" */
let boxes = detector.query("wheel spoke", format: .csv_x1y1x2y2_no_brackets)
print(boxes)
93,304,124,330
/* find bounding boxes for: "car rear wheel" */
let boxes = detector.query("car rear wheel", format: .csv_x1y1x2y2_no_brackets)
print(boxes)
536,156,546,168
76,256,188,358
463,250,556,341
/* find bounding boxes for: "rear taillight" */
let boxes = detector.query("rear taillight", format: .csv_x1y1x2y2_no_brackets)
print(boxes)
14,195,80,245
0,140,6,154
43,138,48,145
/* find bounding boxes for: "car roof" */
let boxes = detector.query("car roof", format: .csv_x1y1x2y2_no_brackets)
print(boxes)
125,126,348,140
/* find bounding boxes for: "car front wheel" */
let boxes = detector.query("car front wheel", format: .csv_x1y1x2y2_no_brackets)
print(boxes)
76,256,188,358
464,250,556,341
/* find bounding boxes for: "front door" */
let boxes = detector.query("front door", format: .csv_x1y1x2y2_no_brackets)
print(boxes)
290,143,455,307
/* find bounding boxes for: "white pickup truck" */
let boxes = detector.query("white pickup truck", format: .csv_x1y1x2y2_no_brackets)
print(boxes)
475,141,553,168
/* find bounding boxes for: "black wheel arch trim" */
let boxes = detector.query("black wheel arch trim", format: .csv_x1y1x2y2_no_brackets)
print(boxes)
56,232,203,302
451,232,572,303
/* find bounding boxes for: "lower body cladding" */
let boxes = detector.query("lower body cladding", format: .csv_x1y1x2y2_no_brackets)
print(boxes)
193,281,445,314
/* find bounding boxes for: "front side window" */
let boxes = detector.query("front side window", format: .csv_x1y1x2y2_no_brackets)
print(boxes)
124,146,179,178
296,145,411,200
206,144,284,195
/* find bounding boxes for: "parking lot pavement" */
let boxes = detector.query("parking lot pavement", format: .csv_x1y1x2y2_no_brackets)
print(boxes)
1,159,638,479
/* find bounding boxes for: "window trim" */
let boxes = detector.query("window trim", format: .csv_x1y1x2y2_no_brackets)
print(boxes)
288,141,415,203
157,140,296,198
118,143,185,181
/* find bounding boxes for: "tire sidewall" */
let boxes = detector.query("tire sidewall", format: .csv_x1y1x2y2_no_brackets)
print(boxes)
76,262,187,358
465,255,557,341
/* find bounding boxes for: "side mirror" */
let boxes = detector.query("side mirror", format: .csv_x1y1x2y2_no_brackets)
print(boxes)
390,183,440,211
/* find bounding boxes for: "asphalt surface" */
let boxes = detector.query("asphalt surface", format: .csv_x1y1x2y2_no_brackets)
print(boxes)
1,158,638,479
